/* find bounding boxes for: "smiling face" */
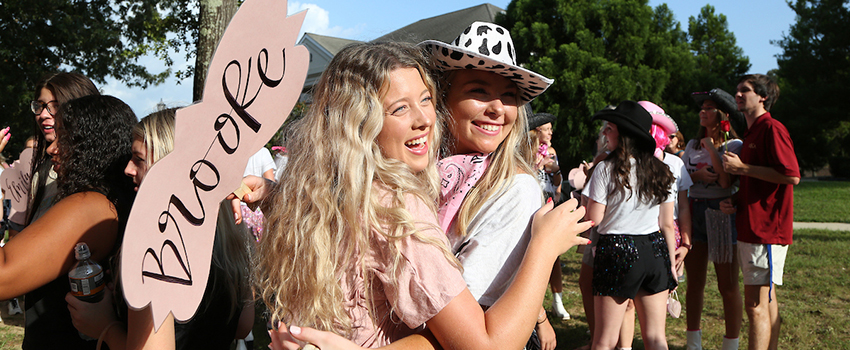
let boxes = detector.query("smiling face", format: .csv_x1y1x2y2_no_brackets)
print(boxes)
445,70,519,154
35,88,58,143
376,67,436,173
124,138,150,191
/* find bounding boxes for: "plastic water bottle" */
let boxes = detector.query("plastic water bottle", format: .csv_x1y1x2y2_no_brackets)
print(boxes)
68,242,105,302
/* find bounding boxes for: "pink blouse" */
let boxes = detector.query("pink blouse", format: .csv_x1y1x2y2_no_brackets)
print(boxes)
342,191,467,347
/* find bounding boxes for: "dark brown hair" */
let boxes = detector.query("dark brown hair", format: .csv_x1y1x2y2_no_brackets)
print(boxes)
27,72,100,224
739,74,780,111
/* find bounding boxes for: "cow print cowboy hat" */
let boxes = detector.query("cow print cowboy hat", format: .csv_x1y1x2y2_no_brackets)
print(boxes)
418,21,554,104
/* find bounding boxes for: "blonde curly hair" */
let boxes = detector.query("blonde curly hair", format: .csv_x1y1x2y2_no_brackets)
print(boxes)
254,42,459,336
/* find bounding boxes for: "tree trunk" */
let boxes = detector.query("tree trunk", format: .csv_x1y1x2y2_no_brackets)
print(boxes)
193,0,238,102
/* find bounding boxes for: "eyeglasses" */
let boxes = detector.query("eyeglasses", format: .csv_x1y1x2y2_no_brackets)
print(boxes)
699,107,720,114
668,135,677,139
31,100,59,115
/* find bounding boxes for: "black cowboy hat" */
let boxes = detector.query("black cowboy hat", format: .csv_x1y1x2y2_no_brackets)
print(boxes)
528,113,557,131
591,100,655,152
691,88,748,135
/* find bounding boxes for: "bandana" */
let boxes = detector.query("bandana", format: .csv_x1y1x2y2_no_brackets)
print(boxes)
437,153,490,235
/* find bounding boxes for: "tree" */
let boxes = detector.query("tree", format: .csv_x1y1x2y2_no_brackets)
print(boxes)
773,0,850,175
499,0,695,167
675,4,750,138
194,0,238,101
0,0,200,158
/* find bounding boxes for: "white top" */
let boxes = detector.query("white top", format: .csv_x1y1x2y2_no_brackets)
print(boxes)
661,152,693,219
273,154,288,181
243,148,276,178
448,174,541,307
682,139,742,199
587,159,674,235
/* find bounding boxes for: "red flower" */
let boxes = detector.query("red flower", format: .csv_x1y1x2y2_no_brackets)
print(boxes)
720,120,731,133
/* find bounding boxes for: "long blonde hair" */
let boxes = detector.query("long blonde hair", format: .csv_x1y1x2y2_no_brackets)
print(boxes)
134,109,253,320
255,42,459,335
437,72,535,237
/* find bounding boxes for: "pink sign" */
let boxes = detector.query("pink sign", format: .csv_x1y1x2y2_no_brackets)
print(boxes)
0,148,34,226
120,0,308,330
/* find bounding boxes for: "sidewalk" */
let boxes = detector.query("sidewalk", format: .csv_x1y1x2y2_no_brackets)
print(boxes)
793,222,850,231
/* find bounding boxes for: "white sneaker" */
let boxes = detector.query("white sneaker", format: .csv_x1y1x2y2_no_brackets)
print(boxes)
551,293,570,320
8,298,22,315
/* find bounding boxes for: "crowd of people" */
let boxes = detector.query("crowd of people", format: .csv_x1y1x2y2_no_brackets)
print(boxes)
0,20,798,350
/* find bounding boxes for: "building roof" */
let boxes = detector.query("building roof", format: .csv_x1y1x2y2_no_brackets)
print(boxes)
371,3,505,44
301,33,362,57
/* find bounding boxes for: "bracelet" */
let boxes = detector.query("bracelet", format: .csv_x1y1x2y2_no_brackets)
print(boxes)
96,321,123,350
680,243,692,250
536,315,548,325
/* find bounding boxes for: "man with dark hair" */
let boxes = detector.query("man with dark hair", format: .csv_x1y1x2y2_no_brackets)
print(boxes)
722,73,799,350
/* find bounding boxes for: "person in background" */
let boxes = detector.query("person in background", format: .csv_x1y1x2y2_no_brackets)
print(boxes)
722,74,799,350
528,112,570,322
0,95,136,349
586,101,676,350
67,108,255,350
682,88,744,350
241,147,276,241
666,131,685,158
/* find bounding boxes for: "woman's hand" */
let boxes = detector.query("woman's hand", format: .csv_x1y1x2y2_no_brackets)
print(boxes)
531,198,593,257
0,127,10,154
719,198,737,215
65,284,119,339
700,137,715,150
673,246,688,272
270,325,365,350
536,319,557,350
227,175,275,224
690,166,718,183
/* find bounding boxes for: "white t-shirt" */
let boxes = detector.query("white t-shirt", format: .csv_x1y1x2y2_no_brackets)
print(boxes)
682,139,742,199
587,159,674,235
243,148,276,178
448,174,542,307
273,154,288,181
661,153,693,219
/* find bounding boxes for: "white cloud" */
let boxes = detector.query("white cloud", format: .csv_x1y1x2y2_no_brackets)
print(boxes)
288,2,363,39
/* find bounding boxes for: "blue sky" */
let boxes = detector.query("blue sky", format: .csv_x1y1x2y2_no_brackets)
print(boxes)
101,0,797,117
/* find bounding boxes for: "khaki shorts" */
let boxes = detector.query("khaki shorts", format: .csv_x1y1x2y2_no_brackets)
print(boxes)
738,241,788,285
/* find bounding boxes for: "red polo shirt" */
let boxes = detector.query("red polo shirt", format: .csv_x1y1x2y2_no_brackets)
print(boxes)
736,112,800,245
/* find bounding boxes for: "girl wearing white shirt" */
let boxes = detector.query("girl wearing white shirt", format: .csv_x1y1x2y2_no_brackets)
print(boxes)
586,101,676,350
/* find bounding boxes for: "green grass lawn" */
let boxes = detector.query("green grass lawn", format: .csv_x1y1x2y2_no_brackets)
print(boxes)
543,228,850,349
794,181,850,223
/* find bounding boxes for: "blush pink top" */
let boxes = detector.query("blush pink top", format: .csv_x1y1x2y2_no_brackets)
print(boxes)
342,191,467,347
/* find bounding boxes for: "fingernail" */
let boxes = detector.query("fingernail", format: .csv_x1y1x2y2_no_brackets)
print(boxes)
587,240,592,244
290,325,301,335
590,220,595,225
547,198,553,204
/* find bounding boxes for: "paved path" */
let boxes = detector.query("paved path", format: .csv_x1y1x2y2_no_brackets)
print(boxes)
793,222,850,231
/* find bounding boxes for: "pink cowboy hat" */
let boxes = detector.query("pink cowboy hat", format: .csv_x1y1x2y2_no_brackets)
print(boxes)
638,101,677,135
